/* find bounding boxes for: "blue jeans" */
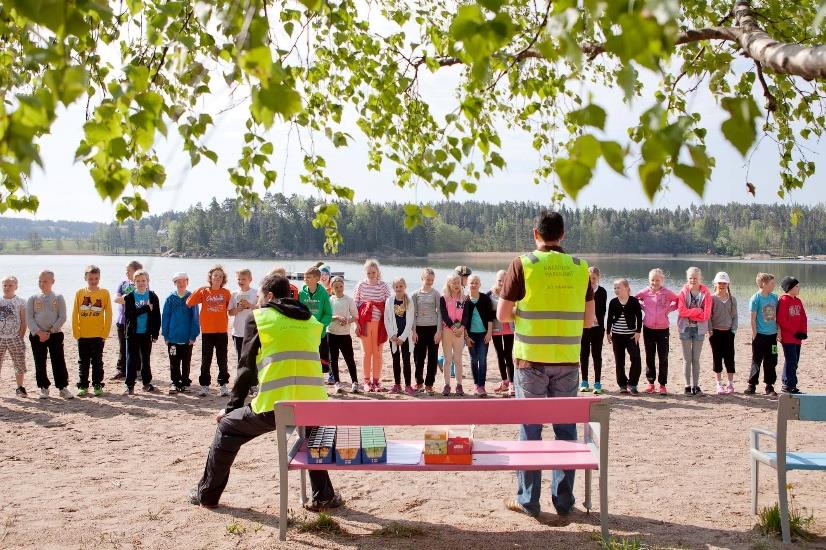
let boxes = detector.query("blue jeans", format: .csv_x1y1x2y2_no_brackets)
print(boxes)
469,332,489,386
781,343,800,389
515,366,579,515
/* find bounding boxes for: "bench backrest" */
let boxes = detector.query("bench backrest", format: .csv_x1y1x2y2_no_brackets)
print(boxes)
275,397,602,427
796,394,826,421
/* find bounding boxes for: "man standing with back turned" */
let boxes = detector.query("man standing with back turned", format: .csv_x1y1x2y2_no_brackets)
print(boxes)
497,210,594,517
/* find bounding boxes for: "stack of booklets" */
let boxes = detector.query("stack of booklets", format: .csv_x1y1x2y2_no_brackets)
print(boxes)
306,426,336,464
424,426,474,465
360,426,387,464
334,426,362,465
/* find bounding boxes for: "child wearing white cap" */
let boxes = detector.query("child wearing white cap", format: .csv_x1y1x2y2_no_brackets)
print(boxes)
161,272,200,393
709,272,738,394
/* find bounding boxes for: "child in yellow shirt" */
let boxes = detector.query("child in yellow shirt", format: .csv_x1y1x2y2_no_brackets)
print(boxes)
72,265,112,397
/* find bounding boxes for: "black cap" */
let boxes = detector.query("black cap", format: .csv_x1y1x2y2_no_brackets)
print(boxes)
454,265,472,277
780,276,799,293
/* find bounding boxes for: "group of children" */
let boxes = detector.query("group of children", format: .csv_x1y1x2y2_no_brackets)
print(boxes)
581,266,810,397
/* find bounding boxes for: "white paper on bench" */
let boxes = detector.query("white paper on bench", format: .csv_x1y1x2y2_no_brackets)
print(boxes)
387,441,424,465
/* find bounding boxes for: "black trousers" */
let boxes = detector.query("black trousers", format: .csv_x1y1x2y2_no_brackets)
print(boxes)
413,325,439,386
492,333,515,383
392,340,412,386
196,406,335,507
328,333,357,383
116,322,126,372
579,327,603,383
709,329,736,373
168,343,193,387
642,327,669,385
126,333,153,388
319,336,330,373
749,333,778,386
233,335,244,366
30,332,69,389
200,333,229,387
612,333,641,388
77,337,105,389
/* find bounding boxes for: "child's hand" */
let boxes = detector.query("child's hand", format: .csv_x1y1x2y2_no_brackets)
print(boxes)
435,333,442,345
411,332,418,344
606,334,612,344
148,303,154,311
633,333,641,344
216,409,227,423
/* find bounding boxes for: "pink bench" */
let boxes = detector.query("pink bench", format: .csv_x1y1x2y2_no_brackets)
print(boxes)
274,397,610,541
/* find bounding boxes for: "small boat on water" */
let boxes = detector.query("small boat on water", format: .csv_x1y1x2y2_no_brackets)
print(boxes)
287,271,345,281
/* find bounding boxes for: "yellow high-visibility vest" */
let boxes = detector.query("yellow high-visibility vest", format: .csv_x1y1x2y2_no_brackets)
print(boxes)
513,250,589,364
250,307,326,414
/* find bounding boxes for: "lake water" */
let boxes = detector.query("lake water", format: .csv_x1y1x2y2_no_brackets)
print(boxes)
4,254,826,323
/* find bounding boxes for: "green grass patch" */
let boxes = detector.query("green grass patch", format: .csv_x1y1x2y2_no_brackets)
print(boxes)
756,502,814,541
296,512,346,535
225,520,246,536
371,523,425,538
596,536,647,550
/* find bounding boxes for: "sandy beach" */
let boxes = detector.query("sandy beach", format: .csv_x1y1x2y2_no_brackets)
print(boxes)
1,328,825,550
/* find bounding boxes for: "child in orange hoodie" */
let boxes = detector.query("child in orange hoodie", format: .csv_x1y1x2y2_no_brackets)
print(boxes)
187,265,232,397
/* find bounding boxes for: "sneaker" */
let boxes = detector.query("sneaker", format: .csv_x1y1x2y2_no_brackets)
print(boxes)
109,371,125,380
187,488,217,509
508,385,516,397
619,386,629,394
455,385,465,397
375,380,388,392
77,387,88,398
390,384,402,394
304,491,345,513
404,385,416,396
716,383,726,395
579,381,591,393
744,384,757,395
333,383,342,394
495,381,509,393
765,385,777,397
59,388,74,399
325,372,335,385
219,385,230,397
143,384,157,393
351,382,361,393
38,387,49,399
788,388,803,394
442,384,451,396
476,385,488,398
179,385,189,393
123,386,134,395
724,383,734,394
629,386,639,395
16,386,27,398
658,385,667,395
425,385,435,396
684,386,692,395
592,382,604,395
168,386,179,395
198,385,209,397
692,386,702,396
644,383,655,394
93,385,103,397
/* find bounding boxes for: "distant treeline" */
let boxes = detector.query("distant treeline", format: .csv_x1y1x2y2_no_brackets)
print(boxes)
2,195,824,257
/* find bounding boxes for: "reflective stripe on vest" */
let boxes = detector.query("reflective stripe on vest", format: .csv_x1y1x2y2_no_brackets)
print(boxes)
513,250,589,364
250,307,326,414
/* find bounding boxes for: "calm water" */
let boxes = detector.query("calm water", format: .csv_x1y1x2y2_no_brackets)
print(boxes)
3,254,826,323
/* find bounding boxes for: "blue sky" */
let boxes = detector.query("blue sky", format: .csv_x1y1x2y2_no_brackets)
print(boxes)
23,63,824,223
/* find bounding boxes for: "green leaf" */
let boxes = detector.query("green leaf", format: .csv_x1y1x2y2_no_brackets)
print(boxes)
298,0,324,10
566,104,606,130
569,135,601,169
720,96,761,156
600,141,625,174
554,158,592,200
638,161,664,201
239,46,272,81
674,163,705,196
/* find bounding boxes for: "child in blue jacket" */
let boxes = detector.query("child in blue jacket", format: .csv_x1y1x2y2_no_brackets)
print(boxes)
161,272,200,393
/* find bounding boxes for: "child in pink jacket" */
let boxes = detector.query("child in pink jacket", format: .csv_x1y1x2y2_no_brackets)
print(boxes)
677,267,713,396
636,268,679,395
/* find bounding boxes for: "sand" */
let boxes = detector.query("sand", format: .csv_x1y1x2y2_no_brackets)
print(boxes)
1,328,825,550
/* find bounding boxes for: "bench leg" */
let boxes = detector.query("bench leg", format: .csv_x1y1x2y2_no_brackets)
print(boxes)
778,468,791,544
599,465,608,540
584,469,592,512
277,427,289,541
300,469,308,506
751,457,758,515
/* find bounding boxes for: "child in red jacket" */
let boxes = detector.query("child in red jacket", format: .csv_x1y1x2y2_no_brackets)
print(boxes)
777,277,807,394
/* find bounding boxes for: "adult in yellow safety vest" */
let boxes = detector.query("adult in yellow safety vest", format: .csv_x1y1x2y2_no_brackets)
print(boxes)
189,273,343,512
496,210,595,518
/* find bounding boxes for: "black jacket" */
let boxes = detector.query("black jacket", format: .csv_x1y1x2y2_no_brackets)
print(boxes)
461,292,495,334
124,291,161,339
606,296,643,334
227,298,313,413
594,286,608,329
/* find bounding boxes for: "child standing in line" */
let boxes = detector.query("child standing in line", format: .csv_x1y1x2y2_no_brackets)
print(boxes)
1,276,28,397
299,266,333,385
777,277,808,394
72,265,112,397
26,270,71,399
489,270,515,397
411,268,442,396
161,272,200,393
746,273,779,396
463,274,494,398
328,276,359,393
319,264,333,294
187,265,232,397
269,267,300,299
228,269,258,376
354,259,391,392
440,273,466,396
636,268,679,395
111,260,142,381
677,267,712,396
709,272,738,395
606,278,643,395
385,277,415,395
581,266,608,395
123,269,161,395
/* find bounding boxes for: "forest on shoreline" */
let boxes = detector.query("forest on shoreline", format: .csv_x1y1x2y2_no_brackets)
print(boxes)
1,195,824,258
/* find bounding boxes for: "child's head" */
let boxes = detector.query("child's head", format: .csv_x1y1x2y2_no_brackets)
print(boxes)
648,268,664,291
421,267,435,288
712,272,730,294
319,264,331,283
780,276,800,296
363,259,381,282
756,272,775,293
133,269,150,292
126,260,143,281
2,275,18,298
392,277,407,296
443,274,462,298
686,267,702,287
258,272,291,305
330,276,345,297
270,266,287,277
84,265,101,288
172,272,189,293
468,274,482,294
613,278,630,298
38,270,55,294
455,265,472,288
494,269,506,292
236,268,252,289
208,265,227,289
589,266,601,287
304,266,321,287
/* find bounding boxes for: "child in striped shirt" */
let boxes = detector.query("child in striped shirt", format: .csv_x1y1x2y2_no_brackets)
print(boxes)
606,279,643,395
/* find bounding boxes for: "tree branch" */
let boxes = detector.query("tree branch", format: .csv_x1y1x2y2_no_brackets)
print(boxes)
755,61,777,112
